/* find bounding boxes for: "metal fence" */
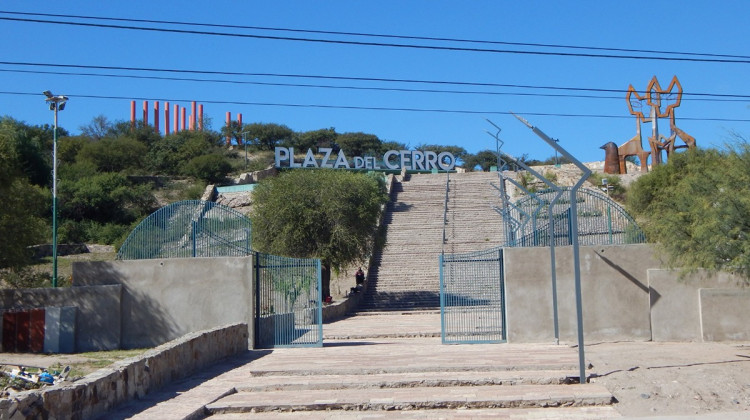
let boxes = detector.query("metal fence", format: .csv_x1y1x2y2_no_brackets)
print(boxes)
255,252,322,348
506,187,645,247
440,247,505,344
116,200,252,260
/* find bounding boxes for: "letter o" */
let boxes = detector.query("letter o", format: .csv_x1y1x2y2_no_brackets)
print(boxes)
437,152,455,171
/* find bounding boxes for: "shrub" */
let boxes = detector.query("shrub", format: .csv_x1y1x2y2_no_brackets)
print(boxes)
182,154,232,183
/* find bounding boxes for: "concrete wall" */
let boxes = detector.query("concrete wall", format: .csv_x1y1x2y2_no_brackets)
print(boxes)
72,256,255,349
504,244,659,343
0,285,122,352
648,269,747,341
0,323,248,420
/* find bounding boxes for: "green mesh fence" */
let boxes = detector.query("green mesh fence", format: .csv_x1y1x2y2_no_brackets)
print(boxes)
440,247,506,344
255,252,322,348
116,200,252,260
507,187,645,247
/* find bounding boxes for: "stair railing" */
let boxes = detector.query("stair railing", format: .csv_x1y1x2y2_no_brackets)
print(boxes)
441,170,451,255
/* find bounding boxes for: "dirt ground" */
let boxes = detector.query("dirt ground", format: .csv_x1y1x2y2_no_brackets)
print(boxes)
3,341,750,417
585,341,750,417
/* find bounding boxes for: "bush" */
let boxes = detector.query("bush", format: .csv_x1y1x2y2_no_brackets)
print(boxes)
182,154,232,183
627,146,750,280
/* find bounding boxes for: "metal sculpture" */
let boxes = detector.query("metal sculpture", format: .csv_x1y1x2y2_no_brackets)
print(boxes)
605,76,696,174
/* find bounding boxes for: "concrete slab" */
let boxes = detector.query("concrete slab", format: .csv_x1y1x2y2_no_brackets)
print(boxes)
649,269,745,341
700,288,750,341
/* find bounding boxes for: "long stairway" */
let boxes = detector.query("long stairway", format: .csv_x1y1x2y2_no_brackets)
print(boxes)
359,172,508,312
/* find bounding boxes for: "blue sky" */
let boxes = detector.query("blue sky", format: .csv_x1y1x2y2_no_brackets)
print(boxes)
1,1,748,163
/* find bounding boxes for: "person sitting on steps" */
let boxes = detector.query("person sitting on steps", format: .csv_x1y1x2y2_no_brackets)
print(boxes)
351,267,365,295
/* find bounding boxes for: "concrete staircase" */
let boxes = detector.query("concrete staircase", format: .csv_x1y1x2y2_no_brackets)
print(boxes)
359,172,507,312
204,312,619,419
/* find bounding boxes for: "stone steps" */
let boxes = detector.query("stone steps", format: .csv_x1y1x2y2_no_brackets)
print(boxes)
363,172,515,312
209,406,621,419
205,383,614,415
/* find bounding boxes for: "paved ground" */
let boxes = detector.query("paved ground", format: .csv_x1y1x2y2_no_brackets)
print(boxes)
6,311,750,419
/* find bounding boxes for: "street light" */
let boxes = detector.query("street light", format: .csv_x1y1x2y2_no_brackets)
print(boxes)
43,90,68,288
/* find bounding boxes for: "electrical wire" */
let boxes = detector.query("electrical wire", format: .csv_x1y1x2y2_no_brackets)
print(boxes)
1,61,748,100
2,15,749,64
2,10,748,61
2,90,748,122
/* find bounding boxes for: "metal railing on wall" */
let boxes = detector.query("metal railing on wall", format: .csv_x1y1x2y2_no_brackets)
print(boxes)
508,187,646,248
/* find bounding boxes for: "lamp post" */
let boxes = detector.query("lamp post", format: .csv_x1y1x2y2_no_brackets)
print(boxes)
43,90,68,288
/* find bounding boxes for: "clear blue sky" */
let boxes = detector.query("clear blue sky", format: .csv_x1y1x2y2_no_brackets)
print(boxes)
1,1,748,163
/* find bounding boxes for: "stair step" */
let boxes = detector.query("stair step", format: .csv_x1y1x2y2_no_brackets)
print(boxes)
205,384,614,414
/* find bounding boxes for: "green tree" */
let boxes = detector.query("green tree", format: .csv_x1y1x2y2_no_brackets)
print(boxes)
335,132,382,156
463,150,498,171
252,169,388,297
627,146,750,280
77,137,148,173
146,130,220,174
244,123,294,151
79,115,115,141
58,172,156,243
292,127,338,151
415,144,468,160
378,140,408,154
0,117,57,188
0,120,48,272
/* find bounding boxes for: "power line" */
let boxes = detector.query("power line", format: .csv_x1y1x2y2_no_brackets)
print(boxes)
2,10,748,61
1,68,629,100
2,90,749,122
2,60,748,100
2,15,750,64
3,67,748,103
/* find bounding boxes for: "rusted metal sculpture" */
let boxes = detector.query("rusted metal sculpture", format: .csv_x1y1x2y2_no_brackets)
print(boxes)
604,76,696,174
600,141,620,174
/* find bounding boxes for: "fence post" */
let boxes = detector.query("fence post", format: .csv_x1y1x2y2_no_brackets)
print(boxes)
191,220,197,258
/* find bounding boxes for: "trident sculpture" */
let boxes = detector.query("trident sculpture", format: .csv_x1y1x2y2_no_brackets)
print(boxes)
603,76,696,174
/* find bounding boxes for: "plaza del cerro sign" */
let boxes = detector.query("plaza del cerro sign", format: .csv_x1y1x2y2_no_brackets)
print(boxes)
274,147,456,171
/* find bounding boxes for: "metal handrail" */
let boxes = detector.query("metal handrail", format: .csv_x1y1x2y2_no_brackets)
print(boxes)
441,171,451,254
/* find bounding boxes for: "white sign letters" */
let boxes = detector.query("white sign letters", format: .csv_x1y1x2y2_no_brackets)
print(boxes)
275,147,455,171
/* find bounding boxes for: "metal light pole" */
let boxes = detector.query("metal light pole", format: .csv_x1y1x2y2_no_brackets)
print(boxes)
43,90,68,288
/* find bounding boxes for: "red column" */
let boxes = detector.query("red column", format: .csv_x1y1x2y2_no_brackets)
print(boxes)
173,104,179,133
154,101,160,134
198,104,204,131
143,101,149,127
181,107,187,131
164,102,170,136
225,112,231,145
130,101,136,130
190,101,197,131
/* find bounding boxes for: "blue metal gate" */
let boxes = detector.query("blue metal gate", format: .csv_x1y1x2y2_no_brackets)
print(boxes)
254,252,322,348
439,247,506,344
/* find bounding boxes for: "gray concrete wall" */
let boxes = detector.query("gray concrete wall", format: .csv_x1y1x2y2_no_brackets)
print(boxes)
504,244,659,343
0,323,248,420
72,256,255,349
0,285,122,352
700,288,750,341
648,269,747,342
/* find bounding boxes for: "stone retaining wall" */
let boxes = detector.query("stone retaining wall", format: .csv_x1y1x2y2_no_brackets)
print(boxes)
0,323,248,420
